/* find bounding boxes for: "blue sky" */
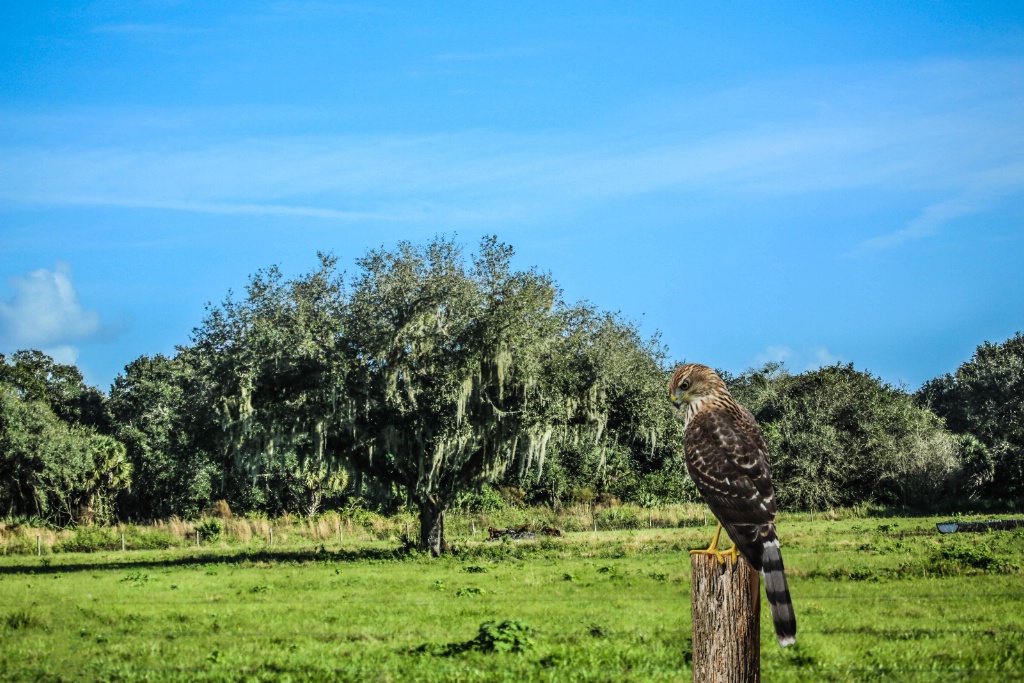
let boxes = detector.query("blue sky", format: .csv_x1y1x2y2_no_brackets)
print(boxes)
2,2,1023,391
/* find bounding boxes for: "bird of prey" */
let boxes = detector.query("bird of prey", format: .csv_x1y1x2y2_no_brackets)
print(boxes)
669,363,796,647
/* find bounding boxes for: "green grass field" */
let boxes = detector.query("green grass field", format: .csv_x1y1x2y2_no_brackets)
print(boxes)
2,514,1023,682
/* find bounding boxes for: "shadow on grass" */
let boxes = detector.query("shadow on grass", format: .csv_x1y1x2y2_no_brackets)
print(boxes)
0,545,420,576
863,502,1022,518
0,533,693,576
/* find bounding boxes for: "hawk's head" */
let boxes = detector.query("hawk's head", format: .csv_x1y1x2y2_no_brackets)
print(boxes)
668,363,727,410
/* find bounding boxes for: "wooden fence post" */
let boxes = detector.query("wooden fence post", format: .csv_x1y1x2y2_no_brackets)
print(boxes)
690,553,760,682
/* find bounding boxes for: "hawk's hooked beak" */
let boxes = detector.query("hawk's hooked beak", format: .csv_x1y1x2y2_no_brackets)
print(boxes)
670,391,685,409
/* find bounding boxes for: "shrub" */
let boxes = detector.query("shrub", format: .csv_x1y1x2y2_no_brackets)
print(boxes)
127,529,178,550
413,619,534,657
454,486,507,513
597,505,641,528
498,487,526,508
197,519,223,541
468,620,534,653
611,469,698,507
121,571,150,584
568,488,597,506
934,542,1010,573
731,363,967,510
53,527,120,553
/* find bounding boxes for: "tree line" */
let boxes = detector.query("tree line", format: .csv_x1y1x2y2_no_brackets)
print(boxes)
1,236,1021,554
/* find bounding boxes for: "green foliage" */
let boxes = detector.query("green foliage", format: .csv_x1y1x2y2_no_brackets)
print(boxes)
728,363,966,510
339,236,565,553
191,255,350,519
918,331,1024,500
454,486,508,513
16,242,1022,530
4,608,44,630
0,381,127,524
53,237,677,538
597,505,642,528
52,526,177,553
53,527,121,553
509,305,686,508
609,466,699,507
467,620,535,654
107,353,216,520
2,515,1023,681
197,518,223,541
417,620,536,656
0,350,106,430
121,571,151,584
931,539,1016,574
497,486,526,507
80,434,132,524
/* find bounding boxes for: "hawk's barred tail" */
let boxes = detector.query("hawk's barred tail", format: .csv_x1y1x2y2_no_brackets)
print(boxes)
762,534,796,647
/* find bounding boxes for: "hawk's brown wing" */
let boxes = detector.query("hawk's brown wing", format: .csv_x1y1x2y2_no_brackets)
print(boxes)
684,403,777,568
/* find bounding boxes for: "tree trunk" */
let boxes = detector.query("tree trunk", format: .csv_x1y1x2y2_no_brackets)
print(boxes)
690,554,761,682
418,500,448,557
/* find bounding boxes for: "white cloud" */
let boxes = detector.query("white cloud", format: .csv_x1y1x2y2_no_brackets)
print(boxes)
753,345,840,372
754,345,796,366
0,263,103,351
42,345,80,366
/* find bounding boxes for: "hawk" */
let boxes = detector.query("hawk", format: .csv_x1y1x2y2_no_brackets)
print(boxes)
669,363,796,647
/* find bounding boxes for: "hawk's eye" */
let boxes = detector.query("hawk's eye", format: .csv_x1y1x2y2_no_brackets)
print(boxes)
680,379,691,391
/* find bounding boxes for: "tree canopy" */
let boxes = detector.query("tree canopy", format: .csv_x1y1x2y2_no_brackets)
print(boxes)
106,353,217,521
727,363,979,510
917,331,1023,499
1,352,131,524
3,240,1021,537
188,236,684,554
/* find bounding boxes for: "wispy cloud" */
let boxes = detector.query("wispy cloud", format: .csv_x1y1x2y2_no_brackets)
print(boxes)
92,23,204,36
1,59,1021,237
42,196,416,221
856,195,983,253
432,46,548,63
264,2,389,18
854,162,1024,254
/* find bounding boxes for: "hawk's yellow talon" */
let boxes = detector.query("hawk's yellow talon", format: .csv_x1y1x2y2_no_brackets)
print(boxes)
689,522,741,565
